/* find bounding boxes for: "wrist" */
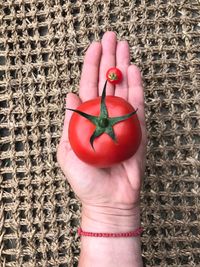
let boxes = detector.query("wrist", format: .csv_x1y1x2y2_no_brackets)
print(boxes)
79,204,143,267
81,203,141,233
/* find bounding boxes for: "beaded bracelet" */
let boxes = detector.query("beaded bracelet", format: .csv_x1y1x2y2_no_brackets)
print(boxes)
78,227,143,238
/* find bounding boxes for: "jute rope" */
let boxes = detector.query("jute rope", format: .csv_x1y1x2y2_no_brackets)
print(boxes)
0,1,200,266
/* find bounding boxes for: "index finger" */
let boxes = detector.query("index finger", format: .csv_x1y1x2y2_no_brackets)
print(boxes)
79,42,102,102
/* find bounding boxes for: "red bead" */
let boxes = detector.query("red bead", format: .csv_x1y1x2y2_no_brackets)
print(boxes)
78,228,81,236
77,227,143,238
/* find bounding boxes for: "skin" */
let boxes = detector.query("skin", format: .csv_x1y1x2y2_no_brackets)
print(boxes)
57,31,147,267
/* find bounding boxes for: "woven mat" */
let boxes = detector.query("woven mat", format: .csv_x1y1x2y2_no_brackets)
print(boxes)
0,1,200,266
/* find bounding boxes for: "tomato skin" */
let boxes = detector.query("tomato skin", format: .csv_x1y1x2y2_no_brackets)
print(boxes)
106,67,123,85
68,96,142,168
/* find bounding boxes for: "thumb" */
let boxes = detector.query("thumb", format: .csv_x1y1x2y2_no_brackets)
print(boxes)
62,93,82,142
57,93,82,168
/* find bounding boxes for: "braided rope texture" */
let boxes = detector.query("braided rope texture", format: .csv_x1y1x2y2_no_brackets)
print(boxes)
0,0,200,266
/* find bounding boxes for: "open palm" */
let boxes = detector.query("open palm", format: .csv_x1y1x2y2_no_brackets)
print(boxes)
57,32,147,213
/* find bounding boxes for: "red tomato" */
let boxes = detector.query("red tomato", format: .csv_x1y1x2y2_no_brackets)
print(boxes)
106,67,123,85
68,96,141,168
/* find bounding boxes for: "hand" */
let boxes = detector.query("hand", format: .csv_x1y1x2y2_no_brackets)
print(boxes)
57,31,147,232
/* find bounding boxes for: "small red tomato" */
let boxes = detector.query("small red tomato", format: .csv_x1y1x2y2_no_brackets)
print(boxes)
106,67,123,85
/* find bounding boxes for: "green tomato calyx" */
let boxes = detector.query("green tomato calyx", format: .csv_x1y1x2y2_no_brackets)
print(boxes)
108,72,117,81
98,117,109,128
67,80,137,150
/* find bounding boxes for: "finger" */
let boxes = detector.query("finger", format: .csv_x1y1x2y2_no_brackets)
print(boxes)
60,93,82,144
98,31,117,96
115,41,130,99
124,66,147,188
128,65,147,150
128,65,145,124
79,42,102,102
57,93,82,169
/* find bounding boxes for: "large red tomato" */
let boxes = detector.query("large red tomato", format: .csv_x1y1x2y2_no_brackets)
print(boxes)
68,90,142,168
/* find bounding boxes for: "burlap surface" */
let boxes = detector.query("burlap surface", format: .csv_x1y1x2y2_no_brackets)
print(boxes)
0,0,200,266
